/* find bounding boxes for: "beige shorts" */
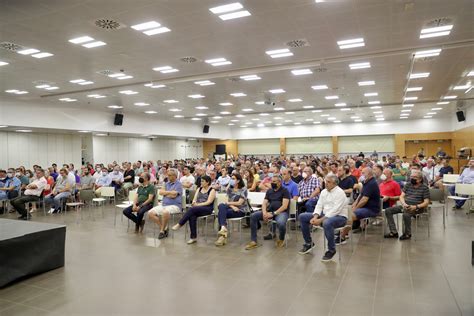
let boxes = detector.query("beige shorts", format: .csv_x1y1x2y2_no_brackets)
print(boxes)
149,204,181,216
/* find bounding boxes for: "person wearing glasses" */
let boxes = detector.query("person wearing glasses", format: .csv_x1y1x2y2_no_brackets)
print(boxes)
384,170,430,240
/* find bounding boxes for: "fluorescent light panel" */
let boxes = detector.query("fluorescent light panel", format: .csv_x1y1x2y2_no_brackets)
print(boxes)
349,62,370,69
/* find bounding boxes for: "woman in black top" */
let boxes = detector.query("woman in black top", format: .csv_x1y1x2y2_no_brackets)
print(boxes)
171,175,216,244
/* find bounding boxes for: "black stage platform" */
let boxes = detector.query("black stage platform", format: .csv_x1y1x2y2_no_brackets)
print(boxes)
0,219,66,288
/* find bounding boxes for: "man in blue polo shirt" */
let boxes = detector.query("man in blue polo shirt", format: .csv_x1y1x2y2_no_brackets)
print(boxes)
340,167,380,240
281,168,299,199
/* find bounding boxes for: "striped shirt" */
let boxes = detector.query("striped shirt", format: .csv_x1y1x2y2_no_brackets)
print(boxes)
403,182,430,206
297,176,320,199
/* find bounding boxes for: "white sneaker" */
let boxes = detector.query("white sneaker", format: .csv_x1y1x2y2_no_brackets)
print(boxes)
186,239,197,244
171,224,181,231
48,208,55,214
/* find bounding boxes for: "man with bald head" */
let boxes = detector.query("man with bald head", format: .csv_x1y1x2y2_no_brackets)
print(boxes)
340,167,380,241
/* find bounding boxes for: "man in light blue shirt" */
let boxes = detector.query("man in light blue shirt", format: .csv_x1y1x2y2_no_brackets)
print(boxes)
450,159,474,209
148,168,183,239
0,169,21,201
281,169,299,199
95,167,112,197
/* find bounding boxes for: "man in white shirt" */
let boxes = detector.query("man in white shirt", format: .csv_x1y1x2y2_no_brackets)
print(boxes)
422,158,437,186
109,165,124,193
179,166,195,189
10,168,47,220
298,173,348,261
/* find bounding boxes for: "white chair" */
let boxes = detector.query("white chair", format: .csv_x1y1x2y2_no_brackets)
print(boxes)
447,183,474,215
222,193,248,243
361,198,385,239
115,189,137,227
247,192,266,209
443,174,459,184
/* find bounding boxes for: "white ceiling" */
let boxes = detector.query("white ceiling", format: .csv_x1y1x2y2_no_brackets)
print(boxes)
0,0,473,130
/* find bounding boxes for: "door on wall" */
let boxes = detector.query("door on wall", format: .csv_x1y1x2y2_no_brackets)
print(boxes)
405,139,452,157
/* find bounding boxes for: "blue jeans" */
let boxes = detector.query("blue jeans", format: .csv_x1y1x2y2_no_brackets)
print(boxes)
217,203,245,227
178,205,214,239
45,192,71,210
250,211,289,242
123,203,153,227
305,198,318,213
449,185,466,208
300,213,347,252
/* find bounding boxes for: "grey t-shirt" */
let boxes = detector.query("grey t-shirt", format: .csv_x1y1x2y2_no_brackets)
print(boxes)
80,175,95,189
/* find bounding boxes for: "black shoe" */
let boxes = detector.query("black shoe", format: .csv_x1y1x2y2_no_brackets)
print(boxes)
298,242,315,255
18,214,31,220
263,233,275,240
384,232,399,239
335,235,348,245
158,231,167,239
399,234,411,241
321,250,336,262
164,229,169,237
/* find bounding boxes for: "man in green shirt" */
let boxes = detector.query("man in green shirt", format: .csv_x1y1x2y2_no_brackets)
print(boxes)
123,173,155,233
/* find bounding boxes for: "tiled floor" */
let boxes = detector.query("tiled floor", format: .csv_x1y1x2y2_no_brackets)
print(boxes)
0,201,472,316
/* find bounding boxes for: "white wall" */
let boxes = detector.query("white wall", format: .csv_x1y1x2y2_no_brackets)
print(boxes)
237,139,280,155
452,103,474,131
92,136,203,164
338,135,395,154
0,131,81,169
286,137,332,154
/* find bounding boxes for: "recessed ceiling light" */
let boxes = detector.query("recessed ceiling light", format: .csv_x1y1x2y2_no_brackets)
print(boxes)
194,80,215,86
274,107,285,111
131,21,161,31
402,104,414,107
240,75,261,81
119,90,138,95
153,66,179,73
78,130,90,133
220,111,231,115
174,115,184,118
209,2,243,14
16,129,32,133
259,113,270,116
108,105,123,109
453,84,471,90
142,27,171,35
257,123,265,127
284,120,293,122
117,75,133,80
17,48,40,55
340,108,351,111
134,102,150,106
205,58,232,66
32,52,53,58
219,10,251,20
255,101,265,105
251,118,260,121
406,87,423,92
58,98,77,102
364,92,378,97
354,119,363,122
294,122,302,125
82,41,106,48
414,48,442,58
370,106,381,109
230,119,239,122
443,95,457,99
266,48,293,58
436,101,449,105
196,113,208,117
431,107,443,111
337,38,365,49
269,89,285,94
427,112,437,115
169,108,182,112
108,73,125,78
242,108,253,112
376,118,385,121
423,116,432,118
230,92,246,97
210,121,219,123
70,79,85,83
400,113,410,116
219,102,232,106
404,97,418,101
77,81,94,85
327,117,336,121
313,121,321,124
305,118,314,121
358,80,375,86
35,84,50,89
373,111,383,114
303,105,314,109
400,117,408,119
275,123,283,126
334,102,346,107
333,120,342,123
5,89,28,94
188,94,205,99
274,117,283,120
312,110,323,113
401,109,412,112
0,61,9,66
195,106,208,110
144,83,166,88
420,25,453,39
145,111,157,114
191,117,202,121
409,72,430,79
325,95,338,100
285,111,295,114
288,98,302,102
68,36,94,44
321,114,330,117
235,114,245,118
164,99,179,103
44,86,59,90
368,101,381,104
311,85,328,90
349,62,371,70
291,69,313,76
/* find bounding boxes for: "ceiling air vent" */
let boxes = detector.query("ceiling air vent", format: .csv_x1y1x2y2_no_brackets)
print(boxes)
286,39,309,48
180,56,198,63
425,17,453,28
0,42,25,52
314,67,327,73
227,77,241,82
96,69,115,76
93,18,126,30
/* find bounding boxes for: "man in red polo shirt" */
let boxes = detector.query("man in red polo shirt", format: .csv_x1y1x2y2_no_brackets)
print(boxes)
379,168,401,209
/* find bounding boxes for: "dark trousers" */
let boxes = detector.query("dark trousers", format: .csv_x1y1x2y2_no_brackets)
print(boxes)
11,195,40,217
217,203,245,227
179,205,214,239
297,198,318,215
123,203,153,227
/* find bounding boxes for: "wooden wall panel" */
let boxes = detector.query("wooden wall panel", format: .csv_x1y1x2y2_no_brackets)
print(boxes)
202,140,238,158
